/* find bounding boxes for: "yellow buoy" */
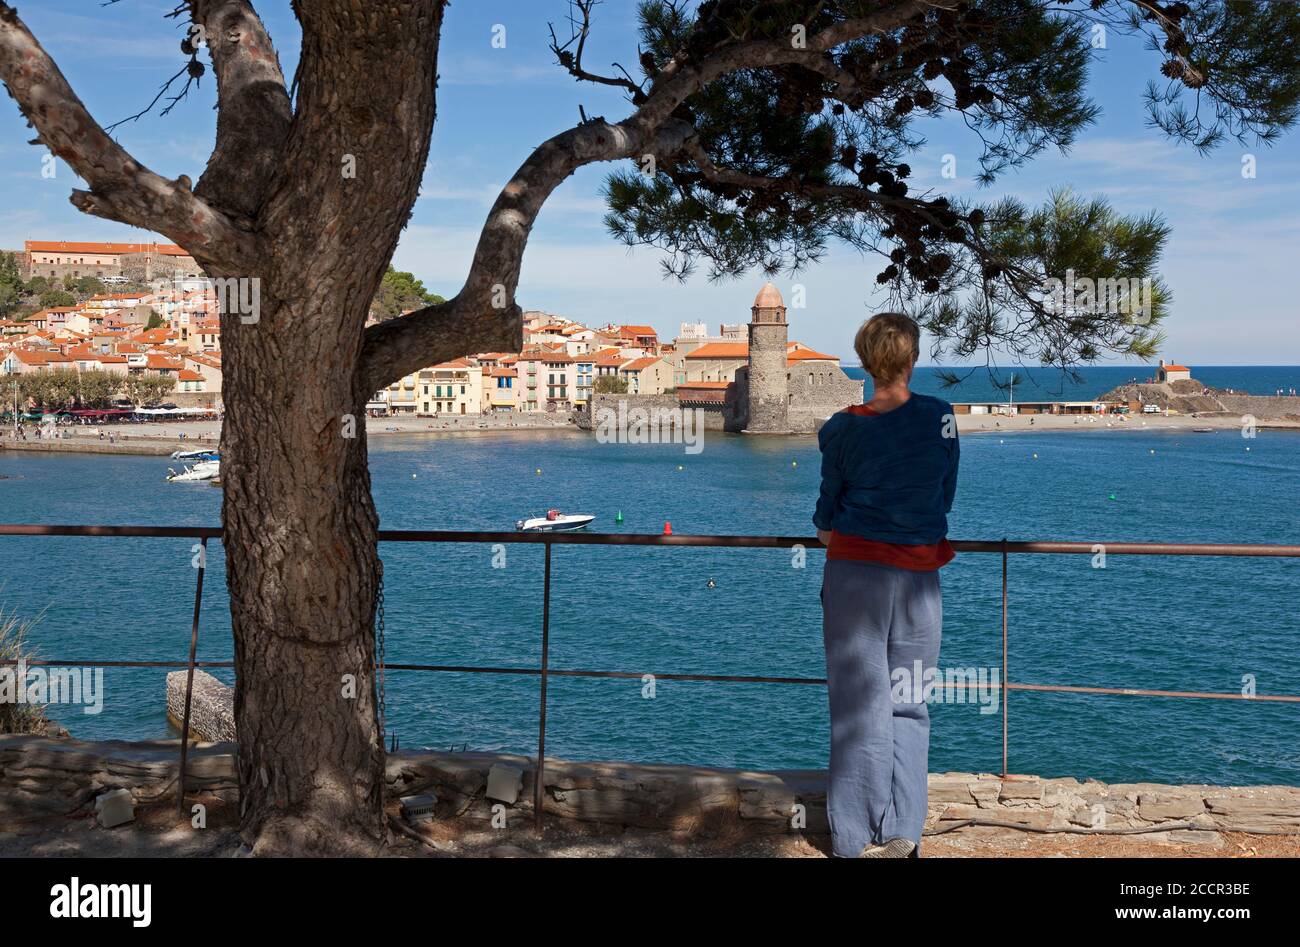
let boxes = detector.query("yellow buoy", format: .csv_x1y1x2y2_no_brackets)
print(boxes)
535,468,542,475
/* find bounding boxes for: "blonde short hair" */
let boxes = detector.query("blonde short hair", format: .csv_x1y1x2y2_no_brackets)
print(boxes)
854,312,920,384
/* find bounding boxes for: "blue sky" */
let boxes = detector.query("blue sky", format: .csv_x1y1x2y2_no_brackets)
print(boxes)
2,1,1297,364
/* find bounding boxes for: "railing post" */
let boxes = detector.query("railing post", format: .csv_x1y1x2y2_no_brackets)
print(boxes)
178,536,208,819
1001,538,1009,780
534,541,552,831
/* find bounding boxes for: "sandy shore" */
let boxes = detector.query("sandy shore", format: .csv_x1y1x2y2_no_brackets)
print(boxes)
1,410,1295,456
0,415,578,455
955,412,1299,435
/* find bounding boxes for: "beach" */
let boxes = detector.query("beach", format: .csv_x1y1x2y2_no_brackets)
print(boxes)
0,413,577,455
1,406,1294,456
954,412,1298,435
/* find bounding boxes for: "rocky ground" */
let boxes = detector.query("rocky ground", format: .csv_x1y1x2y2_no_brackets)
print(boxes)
5,795,1295,858
3,736,1298,858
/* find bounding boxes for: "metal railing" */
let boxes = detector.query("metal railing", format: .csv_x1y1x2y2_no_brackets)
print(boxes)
2,523,1299,827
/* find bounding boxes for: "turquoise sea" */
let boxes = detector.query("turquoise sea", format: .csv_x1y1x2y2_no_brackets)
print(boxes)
1,364,1298,786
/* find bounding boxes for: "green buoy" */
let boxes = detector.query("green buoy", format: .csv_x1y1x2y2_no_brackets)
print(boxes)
615,511,624,524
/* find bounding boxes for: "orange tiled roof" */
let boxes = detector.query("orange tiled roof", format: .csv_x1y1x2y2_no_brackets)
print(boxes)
686,342,749,359
89,292,149,302
786,346,838,362
621,357,661,372
26,240,190,256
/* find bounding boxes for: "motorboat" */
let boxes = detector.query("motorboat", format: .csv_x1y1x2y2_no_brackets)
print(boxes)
167,459,220,483
516,509,595,532
170,449,220,461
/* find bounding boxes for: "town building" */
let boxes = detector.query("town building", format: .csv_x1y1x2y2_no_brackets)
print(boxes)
620,356,673,394
18,240,201,282
1157,359,1191,383
730,284,862,433
483,366,518,413
416,360,481,415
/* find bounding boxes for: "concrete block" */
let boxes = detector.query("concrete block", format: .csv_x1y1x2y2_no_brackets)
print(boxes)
94,788,135,828
400,793,438,824
486,763,524,805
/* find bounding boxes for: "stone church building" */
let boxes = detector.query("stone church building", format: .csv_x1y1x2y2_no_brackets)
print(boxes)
729,283,862,433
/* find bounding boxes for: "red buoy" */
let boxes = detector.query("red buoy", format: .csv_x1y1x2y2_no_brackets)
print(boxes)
663,521,673,535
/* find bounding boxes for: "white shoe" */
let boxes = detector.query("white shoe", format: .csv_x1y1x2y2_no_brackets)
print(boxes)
859,837,917,858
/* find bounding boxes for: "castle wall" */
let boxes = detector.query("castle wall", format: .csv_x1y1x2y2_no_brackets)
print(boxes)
788,364,863,433
580,394,734,432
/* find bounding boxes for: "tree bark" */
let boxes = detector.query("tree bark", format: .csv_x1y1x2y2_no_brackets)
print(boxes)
214,0,445,855
221,293,386,855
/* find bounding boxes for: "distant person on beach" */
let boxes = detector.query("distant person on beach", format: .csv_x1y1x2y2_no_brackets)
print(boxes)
814,312,959,859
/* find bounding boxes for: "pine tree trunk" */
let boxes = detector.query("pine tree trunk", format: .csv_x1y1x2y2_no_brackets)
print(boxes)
204,0,444,855
220,288,387,855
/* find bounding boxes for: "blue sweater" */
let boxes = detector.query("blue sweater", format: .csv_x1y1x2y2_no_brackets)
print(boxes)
813,394,960,545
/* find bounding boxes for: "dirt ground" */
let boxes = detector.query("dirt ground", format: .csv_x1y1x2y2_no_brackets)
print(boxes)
2,795,1295,858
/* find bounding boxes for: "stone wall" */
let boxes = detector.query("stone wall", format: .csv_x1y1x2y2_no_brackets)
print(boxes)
4,735,1298,846
1096,382,1300,423
1216,394,1300,424
788,364,862,434
380,412,576,432
119,252,203,283
0,736,239,821
0,434,181,456
579,395,733,433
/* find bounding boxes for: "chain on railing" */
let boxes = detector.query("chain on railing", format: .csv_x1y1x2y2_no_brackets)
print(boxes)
376,567,387,749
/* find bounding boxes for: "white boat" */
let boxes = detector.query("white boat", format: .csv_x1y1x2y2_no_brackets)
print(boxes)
167,460,220,483
516,509,595,532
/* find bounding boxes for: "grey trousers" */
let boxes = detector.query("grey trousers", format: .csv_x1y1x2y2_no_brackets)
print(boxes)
821,558,943,857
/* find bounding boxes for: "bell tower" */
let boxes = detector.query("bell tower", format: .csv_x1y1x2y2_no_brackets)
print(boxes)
745,282,788,432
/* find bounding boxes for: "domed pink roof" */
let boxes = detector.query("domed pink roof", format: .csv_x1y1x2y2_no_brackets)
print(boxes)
753,282,784,309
